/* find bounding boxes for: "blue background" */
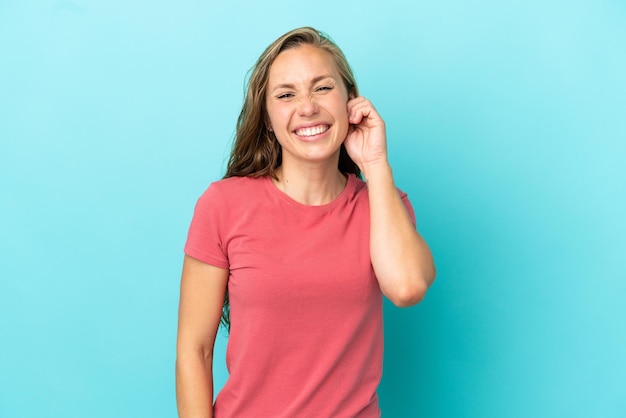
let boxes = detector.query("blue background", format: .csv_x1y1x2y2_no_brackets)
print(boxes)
1,1,625,417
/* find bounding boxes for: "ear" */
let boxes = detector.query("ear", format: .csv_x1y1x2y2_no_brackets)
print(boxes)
347,84,356,100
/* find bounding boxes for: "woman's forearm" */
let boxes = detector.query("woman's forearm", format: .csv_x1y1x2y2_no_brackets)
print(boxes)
176,257,228,417
364,162,436,307
176,350,214,418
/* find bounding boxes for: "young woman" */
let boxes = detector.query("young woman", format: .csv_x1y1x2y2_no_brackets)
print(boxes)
176,27,435,417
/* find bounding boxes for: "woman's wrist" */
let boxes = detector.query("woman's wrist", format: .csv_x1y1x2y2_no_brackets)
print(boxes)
361,160,393,184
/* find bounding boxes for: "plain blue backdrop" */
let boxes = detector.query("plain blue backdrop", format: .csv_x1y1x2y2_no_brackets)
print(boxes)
1,0,625,417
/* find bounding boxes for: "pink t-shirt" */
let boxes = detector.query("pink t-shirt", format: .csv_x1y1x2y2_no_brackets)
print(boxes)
185,174,416,417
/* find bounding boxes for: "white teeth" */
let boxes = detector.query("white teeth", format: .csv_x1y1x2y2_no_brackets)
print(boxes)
295,125,329,137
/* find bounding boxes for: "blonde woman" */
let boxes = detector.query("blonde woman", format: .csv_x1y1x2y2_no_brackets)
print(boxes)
176,27,435,417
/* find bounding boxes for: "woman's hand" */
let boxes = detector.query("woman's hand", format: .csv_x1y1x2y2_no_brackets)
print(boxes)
344,97,388,176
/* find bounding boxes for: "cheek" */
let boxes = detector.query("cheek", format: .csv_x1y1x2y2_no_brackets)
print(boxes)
336,102,350,126
333,113,350,140
266,106,290,130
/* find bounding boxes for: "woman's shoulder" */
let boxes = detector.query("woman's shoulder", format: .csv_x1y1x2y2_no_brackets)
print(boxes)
212,175,265,189
350,173,367,194
199,175,267,201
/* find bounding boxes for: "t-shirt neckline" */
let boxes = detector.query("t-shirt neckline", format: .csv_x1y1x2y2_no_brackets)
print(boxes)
263,173,357,211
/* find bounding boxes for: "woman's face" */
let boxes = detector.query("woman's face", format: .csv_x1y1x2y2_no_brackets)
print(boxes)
265,44,350,168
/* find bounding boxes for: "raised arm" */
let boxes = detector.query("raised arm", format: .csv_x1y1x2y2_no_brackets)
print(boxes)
363,162,435,306
345,97,436,307
176,255,229,417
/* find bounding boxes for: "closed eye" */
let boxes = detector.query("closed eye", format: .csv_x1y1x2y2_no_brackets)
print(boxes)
276,92,295,99
316,85,333,92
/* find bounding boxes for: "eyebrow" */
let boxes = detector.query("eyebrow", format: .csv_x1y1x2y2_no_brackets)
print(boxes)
270,75,336,93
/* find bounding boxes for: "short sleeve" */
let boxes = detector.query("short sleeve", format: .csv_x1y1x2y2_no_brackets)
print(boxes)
184,183,229,269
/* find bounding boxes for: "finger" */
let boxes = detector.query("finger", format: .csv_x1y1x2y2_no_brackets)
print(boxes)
347,95,368,106
347,98,373,123
347,96,370,114
349,107,368,125
349,102,382,126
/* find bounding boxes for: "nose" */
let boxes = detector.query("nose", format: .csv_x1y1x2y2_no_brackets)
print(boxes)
297,94,319,117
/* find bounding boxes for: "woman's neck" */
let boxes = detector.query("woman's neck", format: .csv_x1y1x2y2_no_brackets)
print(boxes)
272,161,347,206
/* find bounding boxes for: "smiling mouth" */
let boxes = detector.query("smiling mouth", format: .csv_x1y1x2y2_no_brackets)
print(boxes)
294,124,330,137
